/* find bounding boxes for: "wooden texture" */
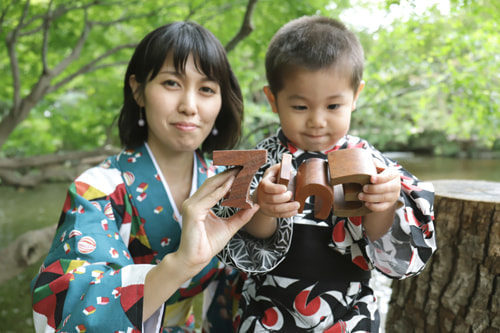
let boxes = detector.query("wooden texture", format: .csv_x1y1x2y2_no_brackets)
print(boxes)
386,180,500,333
277,153,292,187
295,158,333,219
328,148,376,217
213,149,267,209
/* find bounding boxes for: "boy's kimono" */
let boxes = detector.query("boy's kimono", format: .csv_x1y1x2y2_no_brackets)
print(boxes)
31,143,239,333
217,129,437,332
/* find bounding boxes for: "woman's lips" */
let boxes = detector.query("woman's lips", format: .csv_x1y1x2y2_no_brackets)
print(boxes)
173,122,198,131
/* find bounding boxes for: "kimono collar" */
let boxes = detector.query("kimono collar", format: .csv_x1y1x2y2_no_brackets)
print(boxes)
277,128,346,166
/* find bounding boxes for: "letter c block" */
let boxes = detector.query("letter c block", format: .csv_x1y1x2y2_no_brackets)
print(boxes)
295,158,333,219
213,150,267,209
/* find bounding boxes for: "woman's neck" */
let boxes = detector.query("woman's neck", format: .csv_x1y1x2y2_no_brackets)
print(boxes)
147,142,195,211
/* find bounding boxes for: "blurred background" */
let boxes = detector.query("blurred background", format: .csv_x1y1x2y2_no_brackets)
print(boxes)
0,0,498,331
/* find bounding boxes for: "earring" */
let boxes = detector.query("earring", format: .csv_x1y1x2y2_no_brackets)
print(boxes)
138,108,145,127
211,127,218,136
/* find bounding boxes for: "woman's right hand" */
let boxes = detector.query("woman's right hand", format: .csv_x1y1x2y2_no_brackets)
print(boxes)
144,169,258,320
176,168,260,273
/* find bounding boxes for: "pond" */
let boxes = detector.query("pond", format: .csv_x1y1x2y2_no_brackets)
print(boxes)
0,154,499,332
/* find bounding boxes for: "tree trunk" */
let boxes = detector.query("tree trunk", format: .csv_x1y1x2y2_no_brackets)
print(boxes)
0,225,56,284
386,180,500,333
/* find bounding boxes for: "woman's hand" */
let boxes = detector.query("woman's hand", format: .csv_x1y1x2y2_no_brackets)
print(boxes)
176,168,260,273
144,169,258,320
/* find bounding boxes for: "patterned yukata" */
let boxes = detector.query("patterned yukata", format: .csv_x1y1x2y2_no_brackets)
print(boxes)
31,143,240,333
217,129,437,332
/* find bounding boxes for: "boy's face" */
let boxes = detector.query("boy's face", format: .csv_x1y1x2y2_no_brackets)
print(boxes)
264,64,363,152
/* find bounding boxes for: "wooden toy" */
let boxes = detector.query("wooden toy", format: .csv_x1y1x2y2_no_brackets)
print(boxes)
213,149,267,209
327,148,377,217
214,148,377,217
294,158,333,219
277,153,292,187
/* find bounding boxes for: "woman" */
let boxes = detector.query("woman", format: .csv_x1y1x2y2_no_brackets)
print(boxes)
31,21,258,332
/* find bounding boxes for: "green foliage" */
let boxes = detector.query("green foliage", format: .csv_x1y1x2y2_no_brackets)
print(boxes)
0,0,498,157
350,0,499,152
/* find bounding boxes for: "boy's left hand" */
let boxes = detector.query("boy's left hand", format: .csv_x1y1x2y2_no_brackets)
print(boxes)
358,161,401,213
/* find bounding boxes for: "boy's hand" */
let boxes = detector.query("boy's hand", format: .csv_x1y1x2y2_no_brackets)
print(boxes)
358,161,401,213
255,164,300,218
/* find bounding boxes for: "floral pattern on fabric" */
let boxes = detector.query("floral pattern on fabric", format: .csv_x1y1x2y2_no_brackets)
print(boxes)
31,143,240,333
218,129,437,332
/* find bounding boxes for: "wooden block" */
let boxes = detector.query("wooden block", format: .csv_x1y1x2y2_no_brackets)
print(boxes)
277,153,292,187
327,148,376,217
333,184,372,217
213,150,267,209
295,158,333,219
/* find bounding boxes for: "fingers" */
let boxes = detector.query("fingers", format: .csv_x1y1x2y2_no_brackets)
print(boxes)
182,170,237,214
223,203,261,233
263,201,300,218
359,166,401,212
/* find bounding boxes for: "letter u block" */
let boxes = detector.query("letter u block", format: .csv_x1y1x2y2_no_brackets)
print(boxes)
295,158,333,219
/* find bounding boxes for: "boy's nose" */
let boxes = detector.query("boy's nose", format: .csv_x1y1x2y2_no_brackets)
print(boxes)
308,110,326,128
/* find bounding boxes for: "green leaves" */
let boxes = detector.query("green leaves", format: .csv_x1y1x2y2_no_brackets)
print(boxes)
0,0,498,157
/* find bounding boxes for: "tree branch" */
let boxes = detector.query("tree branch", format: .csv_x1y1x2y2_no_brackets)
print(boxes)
49,59,131,94
6,0,31,111
225,0,259,53
41,0,55,72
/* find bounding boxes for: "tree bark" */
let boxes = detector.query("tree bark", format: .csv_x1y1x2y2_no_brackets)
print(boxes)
0,225,56,284
386,180,500,333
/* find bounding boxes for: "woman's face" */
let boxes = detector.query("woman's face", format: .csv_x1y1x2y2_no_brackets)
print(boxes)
130,53,222,156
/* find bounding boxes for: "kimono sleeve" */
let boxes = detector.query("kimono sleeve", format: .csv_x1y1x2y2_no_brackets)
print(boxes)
30,166,161,333
363,147,437,279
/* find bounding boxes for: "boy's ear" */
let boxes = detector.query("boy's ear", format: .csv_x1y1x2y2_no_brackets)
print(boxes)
263,86,278,114
352,80,365,111
129,75,144,107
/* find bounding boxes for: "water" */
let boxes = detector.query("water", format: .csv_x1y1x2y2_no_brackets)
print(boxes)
0,154,498,332
387,153,500,182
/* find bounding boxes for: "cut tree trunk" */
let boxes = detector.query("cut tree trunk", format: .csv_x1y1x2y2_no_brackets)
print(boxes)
386,180,500,333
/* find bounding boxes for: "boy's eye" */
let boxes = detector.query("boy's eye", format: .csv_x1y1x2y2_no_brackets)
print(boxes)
292,105,308,111
327,104,341,110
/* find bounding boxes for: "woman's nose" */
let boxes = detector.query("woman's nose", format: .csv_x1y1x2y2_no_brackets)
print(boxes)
178,89,197,115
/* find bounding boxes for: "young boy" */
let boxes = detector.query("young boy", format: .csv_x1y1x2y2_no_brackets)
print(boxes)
218,16,436,332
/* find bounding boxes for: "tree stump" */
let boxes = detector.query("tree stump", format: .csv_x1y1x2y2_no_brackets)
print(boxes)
386,180,500,333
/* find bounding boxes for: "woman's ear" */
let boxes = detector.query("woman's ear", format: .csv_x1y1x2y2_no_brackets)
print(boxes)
263,86,278,114
352,80,365,111
129,75,144,107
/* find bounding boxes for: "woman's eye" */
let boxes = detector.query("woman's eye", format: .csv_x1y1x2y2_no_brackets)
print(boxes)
163,80,179,87
200,86,215,94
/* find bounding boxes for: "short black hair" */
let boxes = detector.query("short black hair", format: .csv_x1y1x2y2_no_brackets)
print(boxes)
118,21,243,152
265,16,364,95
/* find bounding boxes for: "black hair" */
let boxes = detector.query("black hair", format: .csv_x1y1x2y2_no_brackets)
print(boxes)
265,16,364,95
118,21,243,152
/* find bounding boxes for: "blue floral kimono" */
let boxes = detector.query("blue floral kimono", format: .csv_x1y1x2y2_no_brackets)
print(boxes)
31,143,240,333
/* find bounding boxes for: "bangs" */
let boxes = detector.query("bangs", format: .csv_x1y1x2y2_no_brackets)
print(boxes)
147,22,226,83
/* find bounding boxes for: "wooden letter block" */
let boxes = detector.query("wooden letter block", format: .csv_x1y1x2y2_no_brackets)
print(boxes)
277,153,292,187
295,158,333,219
327,148,377,217
213,150,267,209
